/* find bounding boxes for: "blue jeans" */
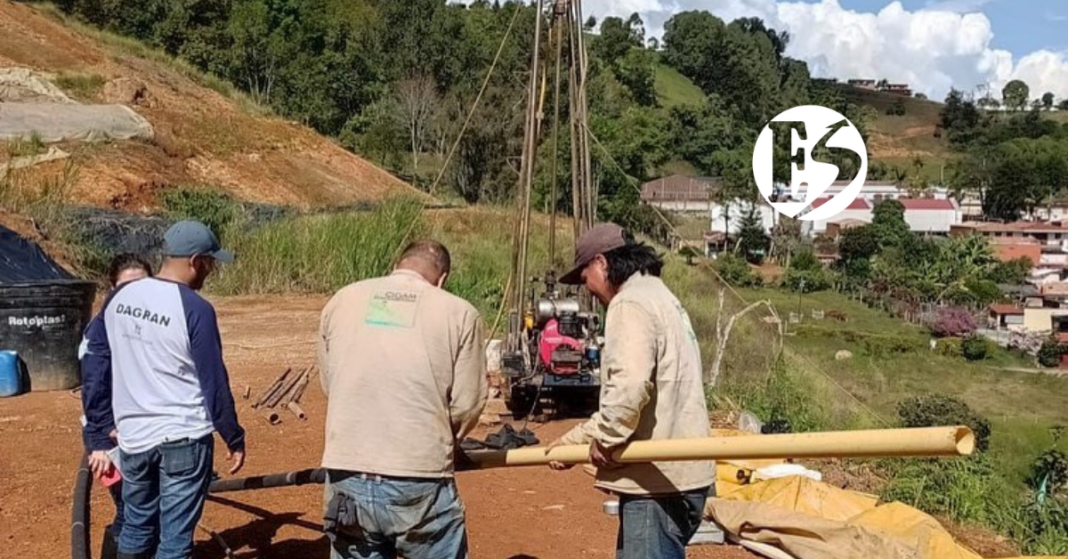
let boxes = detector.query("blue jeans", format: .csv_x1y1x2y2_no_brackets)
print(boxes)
616,487,709,559
325,470,468,559
119,435,214,559
107,483,125,539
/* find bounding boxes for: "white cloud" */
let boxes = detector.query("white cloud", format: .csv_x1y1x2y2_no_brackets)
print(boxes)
923,0,995,14
580,0,1068,101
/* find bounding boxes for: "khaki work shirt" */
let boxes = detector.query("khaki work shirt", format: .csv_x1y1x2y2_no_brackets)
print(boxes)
318,269,487,478
560,273,715,495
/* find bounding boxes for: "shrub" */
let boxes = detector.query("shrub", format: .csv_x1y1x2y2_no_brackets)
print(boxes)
1038,339,1065,368
961,334,992,361
861,335,923,357
930,307,978,338
159,188,241,240
712,253,762,287
1029,449,1068,496
934,337,963,358
783,267,832,293
897,394,991,452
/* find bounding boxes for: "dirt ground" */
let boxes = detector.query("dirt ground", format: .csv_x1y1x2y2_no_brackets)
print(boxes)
0,294,756,559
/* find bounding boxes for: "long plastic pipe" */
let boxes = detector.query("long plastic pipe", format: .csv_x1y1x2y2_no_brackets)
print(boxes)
462,426,974,469
71,453,91,559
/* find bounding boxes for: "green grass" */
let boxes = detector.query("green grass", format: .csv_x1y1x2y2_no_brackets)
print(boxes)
654,62,705,108
211,198,424,295
734,285,1068,486
53,72,106,101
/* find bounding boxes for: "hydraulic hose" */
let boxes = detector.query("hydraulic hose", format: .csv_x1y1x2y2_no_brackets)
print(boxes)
71,452,92,559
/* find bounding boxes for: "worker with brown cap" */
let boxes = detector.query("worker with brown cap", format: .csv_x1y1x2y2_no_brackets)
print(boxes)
318,240,487,559
547,223,715,559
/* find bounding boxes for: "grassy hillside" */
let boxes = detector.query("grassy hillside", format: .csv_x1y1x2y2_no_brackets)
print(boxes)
0,2,419,211
654,62,705,108
735,286,1068,485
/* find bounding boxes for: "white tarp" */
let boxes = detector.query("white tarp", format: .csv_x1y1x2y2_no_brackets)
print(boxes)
0,67,74,103
0,102,154,142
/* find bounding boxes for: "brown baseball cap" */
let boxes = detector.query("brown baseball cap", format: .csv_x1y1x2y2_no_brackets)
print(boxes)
559,223,628,284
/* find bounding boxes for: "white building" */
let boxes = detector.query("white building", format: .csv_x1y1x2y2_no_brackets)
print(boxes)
810,197,962,237
709,199,777,235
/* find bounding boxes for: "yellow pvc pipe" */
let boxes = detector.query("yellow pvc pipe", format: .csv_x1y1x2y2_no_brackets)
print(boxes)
464,426,974,470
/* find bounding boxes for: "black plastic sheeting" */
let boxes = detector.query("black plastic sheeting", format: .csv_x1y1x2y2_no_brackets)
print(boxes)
0,224,75,283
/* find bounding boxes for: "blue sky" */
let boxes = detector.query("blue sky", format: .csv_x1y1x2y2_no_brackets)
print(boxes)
580,0,1068,100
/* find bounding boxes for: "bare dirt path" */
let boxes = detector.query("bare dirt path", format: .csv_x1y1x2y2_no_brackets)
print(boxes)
0,295,755,559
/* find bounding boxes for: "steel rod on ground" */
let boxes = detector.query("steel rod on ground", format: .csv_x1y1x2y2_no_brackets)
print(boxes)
253,368,291,408
265,367,307,408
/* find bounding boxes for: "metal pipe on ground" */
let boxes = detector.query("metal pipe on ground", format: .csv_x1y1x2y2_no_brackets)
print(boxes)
253,368,291,408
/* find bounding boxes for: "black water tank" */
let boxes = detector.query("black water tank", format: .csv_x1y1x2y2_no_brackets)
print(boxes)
0,281,94,391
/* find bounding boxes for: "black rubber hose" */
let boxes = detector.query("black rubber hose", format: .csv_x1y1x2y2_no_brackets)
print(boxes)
71,452,92,559
208,468,326,494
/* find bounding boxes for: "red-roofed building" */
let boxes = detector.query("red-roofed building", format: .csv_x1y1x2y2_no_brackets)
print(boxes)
896,197,962,234
988,304,1024,331
809,197,871,210
951,221,1068,247
990,238,1041,266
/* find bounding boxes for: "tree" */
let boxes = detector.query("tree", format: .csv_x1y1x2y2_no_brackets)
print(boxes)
1003,79,1030,111
876,78,889,91
839,225,880,262
1038,339,1065,368
615,48,657,107
1042,92,1055,111
585,15,597,30
915,92,928,100
1059,99,1068,111
395,74,439,178
931,307,978,338
897,394,992,452
871,199,911,247
735,205,770,263
595,15,642,65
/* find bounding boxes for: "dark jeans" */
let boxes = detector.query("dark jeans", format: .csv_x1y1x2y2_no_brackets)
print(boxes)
119,435,214,559
325,470,468,559
616,487,709,559
107,482,125,538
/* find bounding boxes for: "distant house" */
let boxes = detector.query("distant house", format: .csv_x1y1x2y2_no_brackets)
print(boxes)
847,79,877,90
709,199,777,235
988,304,1024,331
951,221,1068,247
897,198,961,234
990,238,1041,266
805,198,873,236
804,197,961,237
886,84,913,96
640,175,719,213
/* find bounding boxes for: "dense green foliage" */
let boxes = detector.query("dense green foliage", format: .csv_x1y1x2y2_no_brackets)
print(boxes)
50,0,879,233
897,394,992,452
940,82,1068,221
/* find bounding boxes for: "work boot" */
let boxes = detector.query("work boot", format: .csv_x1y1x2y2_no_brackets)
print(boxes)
99,525,118,559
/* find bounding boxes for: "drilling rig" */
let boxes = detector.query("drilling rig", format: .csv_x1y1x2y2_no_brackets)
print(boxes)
501,0,602,417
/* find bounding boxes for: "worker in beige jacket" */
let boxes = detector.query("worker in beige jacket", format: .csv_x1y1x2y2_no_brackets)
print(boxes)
318,240,487,559
548,223,715,559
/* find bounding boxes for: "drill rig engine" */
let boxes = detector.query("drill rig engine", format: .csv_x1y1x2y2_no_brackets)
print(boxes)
502,272,602,416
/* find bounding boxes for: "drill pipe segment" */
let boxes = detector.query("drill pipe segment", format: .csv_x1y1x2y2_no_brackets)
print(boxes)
463,426,974,469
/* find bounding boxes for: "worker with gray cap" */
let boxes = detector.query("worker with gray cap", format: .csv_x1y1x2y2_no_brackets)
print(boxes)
82,220,245,559
548,223,715,559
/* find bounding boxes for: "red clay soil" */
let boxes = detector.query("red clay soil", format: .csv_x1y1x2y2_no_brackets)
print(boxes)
0,1,425,210
0,295,756,559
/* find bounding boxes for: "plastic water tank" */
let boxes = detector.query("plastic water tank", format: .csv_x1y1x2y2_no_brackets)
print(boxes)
0,281,95,391
0,351,20,397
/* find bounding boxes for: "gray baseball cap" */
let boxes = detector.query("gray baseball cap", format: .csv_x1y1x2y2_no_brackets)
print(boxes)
162,220,234,263
559,223,627,285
